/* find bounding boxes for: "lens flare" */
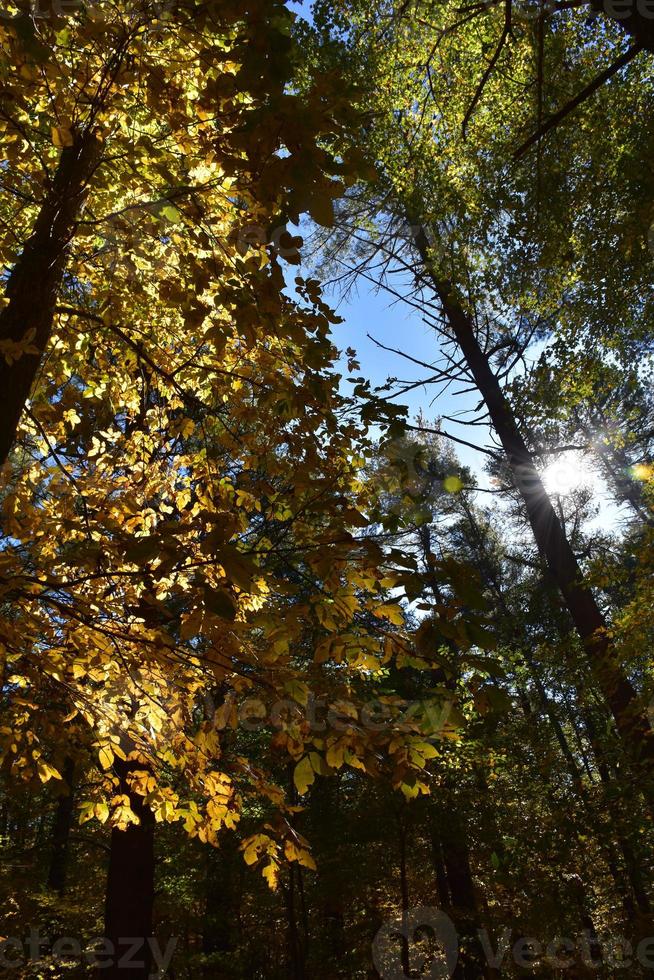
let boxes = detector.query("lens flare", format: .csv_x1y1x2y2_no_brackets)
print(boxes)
631,463,652,482
541,456,589,496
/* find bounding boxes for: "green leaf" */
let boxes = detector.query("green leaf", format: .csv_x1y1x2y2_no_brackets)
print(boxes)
160,203,183,223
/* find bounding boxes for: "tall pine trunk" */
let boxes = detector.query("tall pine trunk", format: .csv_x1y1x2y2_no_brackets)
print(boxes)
411,223,654,778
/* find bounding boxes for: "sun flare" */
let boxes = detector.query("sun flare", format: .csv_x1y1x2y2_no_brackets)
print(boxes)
541,455,591,497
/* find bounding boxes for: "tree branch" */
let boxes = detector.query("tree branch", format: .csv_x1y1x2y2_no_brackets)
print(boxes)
514,44,642,160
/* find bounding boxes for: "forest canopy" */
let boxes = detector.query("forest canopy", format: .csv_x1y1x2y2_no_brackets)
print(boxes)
0,0,653,976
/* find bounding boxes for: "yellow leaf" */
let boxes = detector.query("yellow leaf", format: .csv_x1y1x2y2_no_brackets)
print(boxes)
326,742,345,769
284,679,309,706
95,802,110,824
79,802,94,824
98,745,114,770
373,603,404,625
293,756,315,795
297,848,317,871
415,741,438,760
243,833,270,865
37,761,62,783
52,125,74,148
263,860,279,890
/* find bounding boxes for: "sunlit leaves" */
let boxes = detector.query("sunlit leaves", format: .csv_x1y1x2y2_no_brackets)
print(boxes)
293,756,315,795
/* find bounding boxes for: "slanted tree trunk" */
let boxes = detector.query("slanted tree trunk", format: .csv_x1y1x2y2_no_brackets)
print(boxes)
0,128,101,468
411,222,654,779
47,757,75,895
102,757,155,980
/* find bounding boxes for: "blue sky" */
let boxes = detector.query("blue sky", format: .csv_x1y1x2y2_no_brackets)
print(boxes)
285,0,625,529
326,278,491,480
323,275,626,530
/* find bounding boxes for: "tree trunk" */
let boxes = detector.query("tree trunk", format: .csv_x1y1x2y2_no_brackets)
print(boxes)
398,815,411,979
431,832,450,909
418,526,499,978
102,758,155,980
47,756,75,895
412,224,654,777
285,863,306,980
0,128,101,467
202,834,241,973
430,805,496,980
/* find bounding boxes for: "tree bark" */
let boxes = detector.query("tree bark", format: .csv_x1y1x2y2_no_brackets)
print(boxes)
398,814,411,979
202,834,241,973
47,756,75,895
431,832,451,909
0,128,101,468
430,804,496,980
102,758,155,980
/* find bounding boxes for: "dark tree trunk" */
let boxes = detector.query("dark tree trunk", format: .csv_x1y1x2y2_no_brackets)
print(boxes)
0,128,101,467
412,225,654,778
418,528,498,978
398,816,411,979
47,757,75,895
202,834,241,972
431,833,450,909
323,898,346,963
102,758,155,980
285,863,306,980
429,800,497,980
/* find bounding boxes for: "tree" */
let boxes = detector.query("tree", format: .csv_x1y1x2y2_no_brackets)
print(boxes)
305,0,654,780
